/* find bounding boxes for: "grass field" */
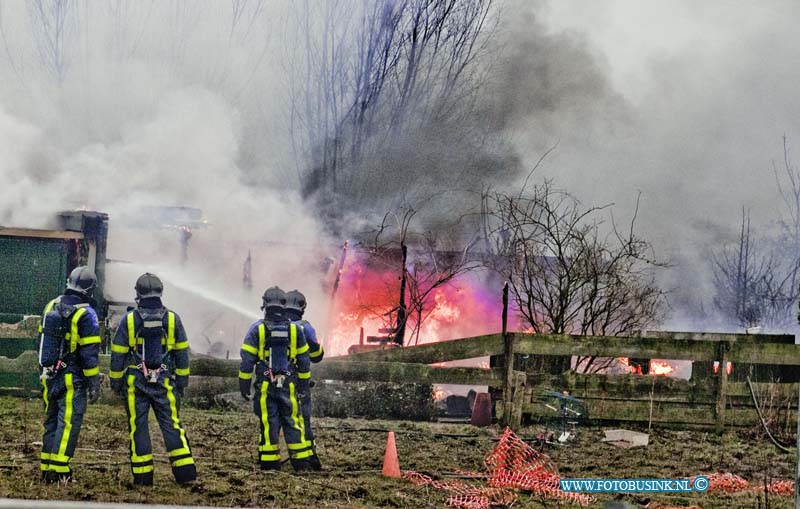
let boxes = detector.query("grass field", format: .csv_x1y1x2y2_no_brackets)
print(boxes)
0,395,794,508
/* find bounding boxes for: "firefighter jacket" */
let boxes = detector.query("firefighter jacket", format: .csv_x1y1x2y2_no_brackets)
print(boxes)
295,319,323,363
238,314,311,385
109,298,190,388
39,293,101,382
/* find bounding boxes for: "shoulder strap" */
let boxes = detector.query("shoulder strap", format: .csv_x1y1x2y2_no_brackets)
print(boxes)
257,322,266,360
289,323,297,361
127,311,137,349
165,311,176,352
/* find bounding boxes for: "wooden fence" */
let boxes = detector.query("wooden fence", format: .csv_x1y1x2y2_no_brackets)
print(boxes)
2,325,800,432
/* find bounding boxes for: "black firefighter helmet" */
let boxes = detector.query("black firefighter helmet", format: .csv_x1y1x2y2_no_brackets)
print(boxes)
285,289,307,315
261,286,286,311
135,272,164,299
66,266,97,296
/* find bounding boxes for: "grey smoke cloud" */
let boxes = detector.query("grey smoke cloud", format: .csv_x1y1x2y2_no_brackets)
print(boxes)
493,1,800,328
1,0,798,337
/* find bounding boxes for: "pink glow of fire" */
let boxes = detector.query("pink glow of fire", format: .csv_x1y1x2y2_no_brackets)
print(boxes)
324,254,502,356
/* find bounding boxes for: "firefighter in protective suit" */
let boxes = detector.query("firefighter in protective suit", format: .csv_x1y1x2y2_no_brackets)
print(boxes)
239,286,315,471
38,266,102,482
284,289,323,470
109,273,197,486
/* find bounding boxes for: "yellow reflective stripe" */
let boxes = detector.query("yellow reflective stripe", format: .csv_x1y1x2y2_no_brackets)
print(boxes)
238,371,253,380
167,312,176,351
109,370,123,379
297,371,311,380
78,335,101,346
171,341,188,351
288,383,309,448
292,449,314,459
260,453,281,461
164,378,190,454
168,447,191,457
258,443,279,452
127,313,136,348
58,374,74,458
309,347,323,358
295,343,309,355
49,453,70,463
40,452,51,460
259,381,272,450
287,441,312,450
111,343,129,354
70,308,86,352
133,465,154,474
83,366,99,377
241,343,258,355
39,464,49,471
174,367,190,376
48,464,71,473
126,374,147,463
172,457,195,467
290,323,297,360
257,324,266,360
42,378,49,412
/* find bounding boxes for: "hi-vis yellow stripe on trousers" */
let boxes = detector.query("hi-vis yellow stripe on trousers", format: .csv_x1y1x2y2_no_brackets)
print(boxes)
164,378,193,466
126,374,154,473
288,382,313,458
258,382,280,461
57,373,75,460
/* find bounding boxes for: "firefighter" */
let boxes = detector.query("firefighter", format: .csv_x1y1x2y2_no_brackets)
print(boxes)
109,273,196,486
285,289,323,470
239,286,315,471
38,266,102,482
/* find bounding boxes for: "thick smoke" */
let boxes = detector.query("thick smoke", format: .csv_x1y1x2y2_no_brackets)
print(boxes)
493,1,800,331
1,0,798,345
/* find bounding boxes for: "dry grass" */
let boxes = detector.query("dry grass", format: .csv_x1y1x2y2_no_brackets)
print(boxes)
0,396,794,508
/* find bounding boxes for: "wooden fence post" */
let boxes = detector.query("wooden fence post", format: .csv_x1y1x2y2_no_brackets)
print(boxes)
501,283,518,427
715,341,730,434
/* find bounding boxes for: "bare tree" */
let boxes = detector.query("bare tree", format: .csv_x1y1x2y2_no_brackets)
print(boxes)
483,180,666,374
27,0,75,82
359,201,481,346
286,0,497,209
711,139,800,330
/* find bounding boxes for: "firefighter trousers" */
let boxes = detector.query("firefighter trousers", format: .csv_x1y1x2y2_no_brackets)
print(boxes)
41,372,87,479
300,391,315,444
124,372,196,485
253,380,314,470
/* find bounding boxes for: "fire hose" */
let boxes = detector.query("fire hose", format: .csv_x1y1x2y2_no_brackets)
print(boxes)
746,376,792,453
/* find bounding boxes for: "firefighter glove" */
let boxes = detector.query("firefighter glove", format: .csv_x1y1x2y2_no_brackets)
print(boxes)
176,376,188,398
110,378,125,398
239,377,252,401
296,379,310,400
87,377,102,404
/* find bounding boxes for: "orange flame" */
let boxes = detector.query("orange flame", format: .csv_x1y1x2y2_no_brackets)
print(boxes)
713,361,733,375
326,255,502,356
650,360,674,376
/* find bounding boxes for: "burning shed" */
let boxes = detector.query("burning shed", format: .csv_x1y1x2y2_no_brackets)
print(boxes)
0,210,109,359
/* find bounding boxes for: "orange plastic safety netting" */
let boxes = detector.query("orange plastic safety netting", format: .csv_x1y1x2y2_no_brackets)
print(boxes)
403,427,594,508
693,473,794,497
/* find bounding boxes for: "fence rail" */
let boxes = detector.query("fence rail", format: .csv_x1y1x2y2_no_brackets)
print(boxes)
2,327,799,431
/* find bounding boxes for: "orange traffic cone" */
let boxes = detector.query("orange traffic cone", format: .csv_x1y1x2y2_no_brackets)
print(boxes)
382,431,401,478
